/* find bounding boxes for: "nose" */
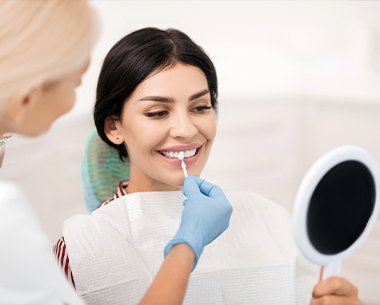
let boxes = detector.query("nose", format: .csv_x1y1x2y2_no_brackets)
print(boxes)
169,111,198,140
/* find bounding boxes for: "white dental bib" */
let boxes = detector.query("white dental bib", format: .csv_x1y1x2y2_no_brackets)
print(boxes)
63,191,317,305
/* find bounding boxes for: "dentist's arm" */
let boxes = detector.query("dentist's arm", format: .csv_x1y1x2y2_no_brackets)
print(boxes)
138,176,233,305
138,243,194,305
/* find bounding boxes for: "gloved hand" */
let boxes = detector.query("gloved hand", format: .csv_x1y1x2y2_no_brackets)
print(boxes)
164,176,233,269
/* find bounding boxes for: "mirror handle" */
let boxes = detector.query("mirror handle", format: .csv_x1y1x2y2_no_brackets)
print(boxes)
321,261,342,280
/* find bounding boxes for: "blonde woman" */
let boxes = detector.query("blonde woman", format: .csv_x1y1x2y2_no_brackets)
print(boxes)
0,1,232,304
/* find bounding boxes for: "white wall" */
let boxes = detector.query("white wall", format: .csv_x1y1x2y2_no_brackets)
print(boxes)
71,0,380,120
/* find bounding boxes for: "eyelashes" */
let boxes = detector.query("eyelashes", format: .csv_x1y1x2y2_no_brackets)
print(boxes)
145,111,168,118
193,105,212,113
144,105,212,119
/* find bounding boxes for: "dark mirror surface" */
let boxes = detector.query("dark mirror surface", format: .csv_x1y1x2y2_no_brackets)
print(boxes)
307,161,375,255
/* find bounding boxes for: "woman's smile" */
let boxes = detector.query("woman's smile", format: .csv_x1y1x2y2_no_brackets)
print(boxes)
157,143,204,166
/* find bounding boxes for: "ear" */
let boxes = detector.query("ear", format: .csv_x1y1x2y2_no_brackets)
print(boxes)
6,87,41,125
104,116,125,145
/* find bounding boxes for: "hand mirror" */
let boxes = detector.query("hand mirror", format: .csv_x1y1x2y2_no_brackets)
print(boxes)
293,146,380,279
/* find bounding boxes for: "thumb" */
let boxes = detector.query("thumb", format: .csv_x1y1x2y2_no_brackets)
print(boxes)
182,176,201,198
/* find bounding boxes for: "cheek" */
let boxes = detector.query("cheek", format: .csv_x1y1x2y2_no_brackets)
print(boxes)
123,122,159,156
202,115,217,142
60,83,77,111
59,92,76,114
46,84,76,117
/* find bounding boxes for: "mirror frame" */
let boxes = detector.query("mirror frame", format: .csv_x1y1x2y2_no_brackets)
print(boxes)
293,146,380,266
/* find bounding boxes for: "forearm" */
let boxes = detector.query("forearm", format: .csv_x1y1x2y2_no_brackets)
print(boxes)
138,243,194,305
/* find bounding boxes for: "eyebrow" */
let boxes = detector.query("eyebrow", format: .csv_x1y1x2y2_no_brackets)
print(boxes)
138,89,210,103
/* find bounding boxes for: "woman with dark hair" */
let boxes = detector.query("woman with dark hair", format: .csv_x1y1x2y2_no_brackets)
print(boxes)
56,27,363,305
55,27,232,305
94,27,218,161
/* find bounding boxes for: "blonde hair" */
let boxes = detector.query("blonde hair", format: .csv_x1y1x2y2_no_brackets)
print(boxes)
0,0,99,102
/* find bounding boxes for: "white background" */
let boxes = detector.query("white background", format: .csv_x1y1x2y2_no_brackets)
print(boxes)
72,0,380,118
2,1,380,304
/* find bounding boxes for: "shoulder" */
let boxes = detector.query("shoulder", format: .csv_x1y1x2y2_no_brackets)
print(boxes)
0,181,40,238
0,182,27,211
225,190,292,233
96,180,128,208
0,181,56,258
225,191,297,255
63,194,130,250
225,191,290,219
0,182,83,304
66,180,127,228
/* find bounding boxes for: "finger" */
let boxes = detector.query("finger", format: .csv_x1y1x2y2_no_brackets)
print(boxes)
197,178,224,198
313,277,359,298
310,295,361,305
182,176,200,198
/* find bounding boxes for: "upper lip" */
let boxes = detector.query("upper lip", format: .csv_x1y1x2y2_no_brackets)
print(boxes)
159,143,202,152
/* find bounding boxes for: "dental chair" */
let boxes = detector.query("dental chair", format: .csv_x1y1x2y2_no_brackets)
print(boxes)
81,129,130,212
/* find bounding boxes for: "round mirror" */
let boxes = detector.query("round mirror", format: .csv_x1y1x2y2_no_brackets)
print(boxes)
293,146,380,279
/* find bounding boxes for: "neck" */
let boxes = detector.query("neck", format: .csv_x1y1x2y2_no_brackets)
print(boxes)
126,165,182,194
0,124,8,137
126,177,181,194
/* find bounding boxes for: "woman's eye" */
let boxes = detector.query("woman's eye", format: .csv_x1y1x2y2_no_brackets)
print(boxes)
193,105,212,113
145,111,168,118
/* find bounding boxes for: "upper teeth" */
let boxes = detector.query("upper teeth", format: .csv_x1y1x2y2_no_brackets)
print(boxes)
162,149,196,159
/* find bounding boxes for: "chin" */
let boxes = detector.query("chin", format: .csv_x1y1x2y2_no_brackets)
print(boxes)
16,125,49,137
170,178,185,190
28,125,52,137
159,175,185,191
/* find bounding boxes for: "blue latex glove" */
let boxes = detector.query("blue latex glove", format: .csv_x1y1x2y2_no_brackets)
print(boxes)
164,176,233,269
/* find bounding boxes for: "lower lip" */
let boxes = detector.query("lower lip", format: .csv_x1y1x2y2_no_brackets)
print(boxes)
158,146,203,166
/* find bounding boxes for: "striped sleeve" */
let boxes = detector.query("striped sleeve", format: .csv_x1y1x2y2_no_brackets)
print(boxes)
99,180,128,208
53,236,76,288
